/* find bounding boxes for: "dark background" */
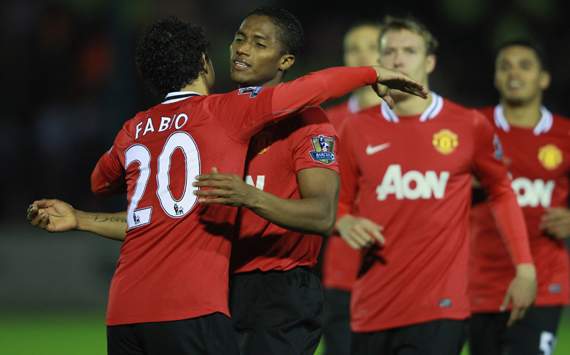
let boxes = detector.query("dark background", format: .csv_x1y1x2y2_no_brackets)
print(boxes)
0,0,568,326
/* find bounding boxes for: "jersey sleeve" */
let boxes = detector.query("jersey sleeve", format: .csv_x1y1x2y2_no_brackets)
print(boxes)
289,108,339,173
471,110,533,265
91,123,131,195
337,119,360,218
215,66,377,142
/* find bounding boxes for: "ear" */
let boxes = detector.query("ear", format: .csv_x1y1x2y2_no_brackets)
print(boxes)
201,53,210,74
278,54,296,72
539,70,551,90
425,54,436,75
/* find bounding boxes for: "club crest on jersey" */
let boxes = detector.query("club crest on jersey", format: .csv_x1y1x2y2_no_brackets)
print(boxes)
238,86,262,98
310,135,336,164
538,144,563,170
432,129,458,155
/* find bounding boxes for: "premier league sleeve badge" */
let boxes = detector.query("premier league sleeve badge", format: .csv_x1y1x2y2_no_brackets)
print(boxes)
310,135,336,164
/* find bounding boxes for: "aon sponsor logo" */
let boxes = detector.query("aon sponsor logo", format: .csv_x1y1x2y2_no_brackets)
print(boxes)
376,165,450,200
246,175,265,190
511,178,554,208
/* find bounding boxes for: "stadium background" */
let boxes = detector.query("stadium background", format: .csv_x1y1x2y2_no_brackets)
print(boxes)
1,0,569,354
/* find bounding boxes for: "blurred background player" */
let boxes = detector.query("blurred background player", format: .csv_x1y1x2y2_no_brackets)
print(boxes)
321,21,382,355
469,40,570,355
335,16,537,355
27,9,428,355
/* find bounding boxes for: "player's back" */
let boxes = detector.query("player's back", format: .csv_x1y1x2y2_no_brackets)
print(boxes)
96,90,272,325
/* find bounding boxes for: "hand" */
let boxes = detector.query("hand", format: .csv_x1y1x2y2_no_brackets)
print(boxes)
372,65,428,106
540,207,570,239
500,263,537,326
26,199,78,232
193,167,258,207
336,215,385,249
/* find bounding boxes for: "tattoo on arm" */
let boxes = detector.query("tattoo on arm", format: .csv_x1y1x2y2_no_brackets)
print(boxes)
93,215,127,223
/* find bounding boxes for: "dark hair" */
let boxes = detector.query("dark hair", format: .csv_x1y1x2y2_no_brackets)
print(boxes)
135,17,210,97
245,7,304,55
495,39,548,70
379,15,438,55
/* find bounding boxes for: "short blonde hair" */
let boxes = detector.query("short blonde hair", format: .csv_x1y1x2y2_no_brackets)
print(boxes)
379,16,439,55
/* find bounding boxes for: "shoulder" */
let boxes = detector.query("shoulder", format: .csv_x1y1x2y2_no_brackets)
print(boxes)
440,98,492,128
551,113,570,135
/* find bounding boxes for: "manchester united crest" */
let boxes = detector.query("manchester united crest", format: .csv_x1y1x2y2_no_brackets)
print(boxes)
432,129,458,155
310,135,336,164
538,144,563,170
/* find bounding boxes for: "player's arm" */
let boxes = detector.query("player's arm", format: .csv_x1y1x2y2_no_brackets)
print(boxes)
228,66,427,141
91,124,131,195
334,122,384,249
471,111,537,326
194,167,338,236
27,199,127,241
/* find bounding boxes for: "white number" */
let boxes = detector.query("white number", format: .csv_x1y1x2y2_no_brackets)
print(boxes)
125,132,200,229
125,145,152,229
539,331,556,355
157,132,200,218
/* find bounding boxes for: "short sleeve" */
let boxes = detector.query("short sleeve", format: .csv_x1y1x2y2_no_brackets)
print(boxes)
91,123,132,195
289,108,339,173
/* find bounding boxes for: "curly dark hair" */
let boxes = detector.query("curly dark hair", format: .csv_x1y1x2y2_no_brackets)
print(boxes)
245,7,304,55
135,17,210,97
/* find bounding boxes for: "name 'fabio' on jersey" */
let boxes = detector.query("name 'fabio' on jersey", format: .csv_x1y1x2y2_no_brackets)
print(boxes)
470,106,570,311
339,94,525,332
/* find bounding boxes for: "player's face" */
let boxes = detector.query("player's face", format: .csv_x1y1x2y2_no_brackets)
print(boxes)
230,15,295,86
343,25,381,67
494,45,550,105
378,29,434,86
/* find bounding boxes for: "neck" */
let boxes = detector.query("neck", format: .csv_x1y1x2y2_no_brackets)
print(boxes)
353,86,383,110
239,72,284,89
500,95,542,128
179,77,210,95
392,90,433,116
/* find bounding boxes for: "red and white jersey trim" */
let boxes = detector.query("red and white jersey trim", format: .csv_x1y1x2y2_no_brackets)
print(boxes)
493,104,553,135
380,92,443,123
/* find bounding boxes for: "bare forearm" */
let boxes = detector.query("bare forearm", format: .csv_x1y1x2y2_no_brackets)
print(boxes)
247,189,336,236
76,210,127,241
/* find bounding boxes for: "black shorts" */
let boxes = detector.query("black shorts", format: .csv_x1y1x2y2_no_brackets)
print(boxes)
469,306,562,355
322,288,352,355
106,312,239,355
230,267,323,355
352,319,466,355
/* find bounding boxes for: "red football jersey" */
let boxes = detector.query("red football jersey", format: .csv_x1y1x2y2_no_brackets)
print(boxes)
90,67,378,325
321,99,364,291
325,95,361,128
339,94,532,332
231,107,339,273
470,105,570,312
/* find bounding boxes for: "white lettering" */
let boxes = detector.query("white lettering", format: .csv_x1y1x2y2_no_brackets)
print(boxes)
135,121,144,140
159,116,172,132
175,113,189,129
376,164,450,200
143,117,155,136
245,175,265,190
511,178,555,208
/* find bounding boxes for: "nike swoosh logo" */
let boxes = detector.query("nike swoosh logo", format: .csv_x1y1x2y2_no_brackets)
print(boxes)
366,143,390,155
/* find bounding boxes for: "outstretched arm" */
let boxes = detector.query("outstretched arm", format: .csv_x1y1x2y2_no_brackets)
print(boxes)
27,199,127,241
